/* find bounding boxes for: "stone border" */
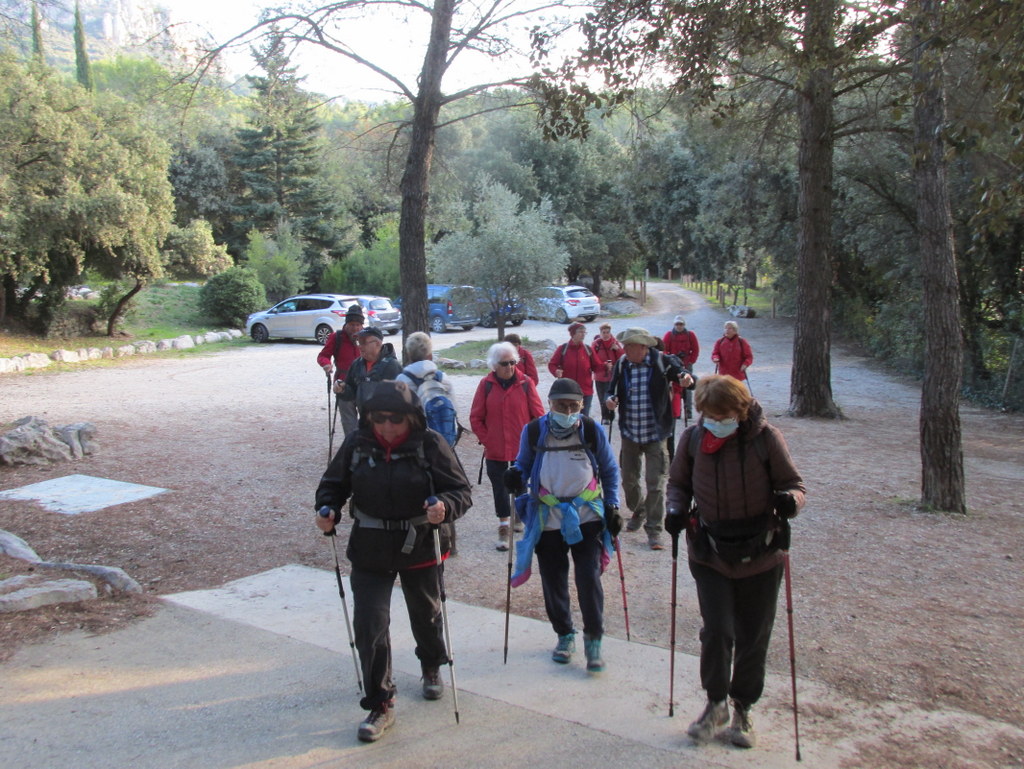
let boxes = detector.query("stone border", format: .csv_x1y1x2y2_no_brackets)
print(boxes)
0,329,243,375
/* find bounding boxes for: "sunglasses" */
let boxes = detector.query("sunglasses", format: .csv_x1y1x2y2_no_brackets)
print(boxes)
497,360,518,367
369,413,406,425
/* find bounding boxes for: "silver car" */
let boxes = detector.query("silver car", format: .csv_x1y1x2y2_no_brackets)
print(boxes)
246,294,357,344
351,295,402,335
527,285,601,323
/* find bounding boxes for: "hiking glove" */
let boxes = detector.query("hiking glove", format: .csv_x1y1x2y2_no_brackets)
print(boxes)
664,511,686,537
502,466,524,495
605,505,622,537
773,492,798,519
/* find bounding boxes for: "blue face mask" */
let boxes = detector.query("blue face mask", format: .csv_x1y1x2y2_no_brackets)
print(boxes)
703,416,739,438
550,410,581,429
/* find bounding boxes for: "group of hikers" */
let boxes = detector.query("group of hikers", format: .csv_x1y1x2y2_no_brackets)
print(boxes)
312,303,805,754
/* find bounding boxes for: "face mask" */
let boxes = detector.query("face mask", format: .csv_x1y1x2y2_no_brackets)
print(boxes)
703,417,739,438
550,410,581,429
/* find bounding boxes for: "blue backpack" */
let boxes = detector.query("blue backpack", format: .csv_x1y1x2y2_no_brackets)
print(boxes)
406,371,460,447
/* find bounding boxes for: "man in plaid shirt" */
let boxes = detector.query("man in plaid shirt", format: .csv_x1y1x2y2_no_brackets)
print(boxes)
605,327,694,550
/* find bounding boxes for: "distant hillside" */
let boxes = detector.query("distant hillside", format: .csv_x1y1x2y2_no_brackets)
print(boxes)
0,0,214,72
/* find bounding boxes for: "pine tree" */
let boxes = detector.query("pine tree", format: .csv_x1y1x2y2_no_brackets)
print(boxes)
74,3,94,90
229,34,348,287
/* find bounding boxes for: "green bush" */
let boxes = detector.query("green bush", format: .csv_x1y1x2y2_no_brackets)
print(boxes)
199,267,267,327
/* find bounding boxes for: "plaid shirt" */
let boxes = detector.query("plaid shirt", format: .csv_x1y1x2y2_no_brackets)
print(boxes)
620,360,665,444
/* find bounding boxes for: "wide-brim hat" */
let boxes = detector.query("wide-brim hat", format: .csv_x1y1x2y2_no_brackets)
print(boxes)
345,305,365,323
617,327,658,347
548,377,584,401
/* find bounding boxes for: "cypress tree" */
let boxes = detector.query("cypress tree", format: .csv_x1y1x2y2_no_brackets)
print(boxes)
31,1,45,65
74,3,94,90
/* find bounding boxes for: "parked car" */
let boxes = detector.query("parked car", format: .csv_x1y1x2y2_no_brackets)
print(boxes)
527,285,601,323
478,291,526,327
351,295,402,335
246,294,357,344
426,284,481,332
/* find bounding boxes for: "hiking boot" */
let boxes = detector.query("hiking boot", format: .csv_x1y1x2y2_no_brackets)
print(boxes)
513,515,524,533
727,701,756,748
648,535,665,551
552,632,575,664
421,665,444,701
496,524,509,552
686,699,729,743
583,634,604,673
625,513,644,532
357,701,395,742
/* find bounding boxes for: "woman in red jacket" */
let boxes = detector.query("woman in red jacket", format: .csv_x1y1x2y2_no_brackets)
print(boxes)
471,341,545,550
548,322,600,417
591,322,623,424
711,321,753,383
663,315,700,420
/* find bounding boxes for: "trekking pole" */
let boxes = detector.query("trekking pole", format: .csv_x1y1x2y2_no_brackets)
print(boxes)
477,451,485,486
668,529,679,716
428,497,460,724
745,370,754,397
784,551,802,761
318,506,363,694
326,372,336,462
503,492,515,663
613,537,630,641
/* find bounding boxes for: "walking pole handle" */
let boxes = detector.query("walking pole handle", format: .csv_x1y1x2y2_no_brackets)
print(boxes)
319,505,338,536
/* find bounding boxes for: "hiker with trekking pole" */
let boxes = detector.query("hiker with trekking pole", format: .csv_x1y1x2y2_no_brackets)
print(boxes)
664,374,805,752
503,378,622,673
663,315,700,425
710,320,753,388
592,322,623,432
317,304,366,455
470,342,545,552
314,381,472,743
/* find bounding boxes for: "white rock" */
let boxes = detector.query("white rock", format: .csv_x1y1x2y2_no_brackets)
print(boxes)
0,578,97,612
22,353,51,370
116,345,136,357
0,530,42,563
172,335,195,349
51,349,81,363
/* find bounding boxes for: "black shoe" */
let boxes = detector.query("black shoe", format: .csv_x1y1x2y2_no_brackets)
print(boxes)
421,666,444,700
357,701,395,742
625,514,643,533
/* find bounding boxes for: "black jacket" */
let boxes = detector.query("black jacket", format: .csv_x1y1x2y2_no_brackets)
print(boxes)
315,427,472,571
339,351,402,403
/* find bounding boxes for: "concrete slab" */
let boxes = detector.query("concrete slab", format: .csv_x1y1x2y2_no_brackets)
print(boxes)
0,473,167,514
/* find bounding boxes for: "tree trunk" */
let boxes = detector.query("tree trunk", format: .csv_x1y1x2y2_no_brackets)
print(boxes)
789,0,842,419
912,0,966,513
107,278,145,336
399,0,453,343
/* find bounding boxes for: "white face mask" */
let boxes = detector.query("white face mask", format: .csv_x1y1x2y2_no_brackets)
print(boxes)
703,416,739,438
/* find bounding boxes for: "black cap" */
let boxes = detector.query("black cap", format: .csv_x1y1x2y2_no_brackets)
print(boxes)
356,327,384,341
345,305,365,323
548,377,584,401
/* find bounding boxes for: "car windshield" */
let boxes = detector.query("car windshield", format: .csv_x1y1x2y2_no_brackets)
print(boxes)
566,288,594,298
368,299,392,310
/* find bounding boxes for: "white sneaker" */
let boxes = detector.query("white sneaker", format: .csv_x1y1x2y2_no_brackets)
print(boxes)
495,525,509,551
727,701,756,748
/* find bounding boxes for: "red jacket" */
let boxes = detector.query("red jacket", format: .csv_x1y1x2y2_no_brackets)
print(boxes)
516,347,539,385
662,328,700,367
547,341,599,395
591,335,623,383
316,329,361,380
470,371,545,461
711,335,753,381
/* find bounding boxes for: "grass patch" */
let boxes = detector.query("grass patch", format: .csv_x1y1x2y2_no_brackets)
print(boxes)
681,282,777,317
1,283,233,358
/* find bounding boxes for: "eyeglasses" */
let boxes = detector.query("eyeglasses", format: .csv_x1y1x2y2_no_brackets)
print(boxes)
369,413,406,425
497,360,518,367
551,401,583,413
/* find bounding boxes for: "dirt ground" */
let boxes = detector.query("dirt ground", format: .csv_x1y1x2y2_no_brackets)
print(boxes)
2,283,1023,768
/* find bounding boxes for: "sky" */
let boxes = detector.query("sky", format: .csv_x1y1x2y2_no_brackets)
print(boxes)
162,0,558,103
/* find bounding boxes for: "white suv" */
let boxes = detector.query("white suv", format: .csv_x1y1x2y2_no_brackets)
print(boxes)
528,285,601,323
246,294,357,344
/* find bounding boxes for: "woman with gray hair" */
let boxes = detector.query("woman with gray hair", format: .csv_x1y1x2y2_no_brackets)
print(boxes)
470,342,545,550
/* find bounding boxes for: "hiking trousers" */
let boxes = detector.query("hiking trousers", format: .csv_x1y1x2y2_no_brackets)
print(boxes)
535,521,605,639
351,563,447,710
619,435,668,535
689,560,783,708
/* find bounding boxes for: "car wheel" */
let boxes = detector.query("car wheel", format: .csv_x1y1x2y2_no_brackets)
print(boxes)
387,329,399,335
480,316,493,328
315,324,333,345
555,308,569,323
461,325,475,331
250,324,269,343
512,318,524,327
584,315,597,322
430,316,446,334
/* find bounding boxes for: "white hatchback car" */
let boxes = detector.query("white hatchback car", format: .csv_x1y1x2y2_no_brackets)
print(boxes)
528,285,601,323
246,294,358,344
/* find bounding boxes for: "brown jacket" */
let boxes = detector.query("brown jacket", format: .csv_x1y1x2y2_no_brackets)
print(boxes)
667,401,806,578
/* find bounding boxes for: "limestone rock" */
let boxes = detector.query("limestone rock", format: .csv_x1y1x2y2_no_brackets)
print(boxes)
0,530,42,563
0,578,97,612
